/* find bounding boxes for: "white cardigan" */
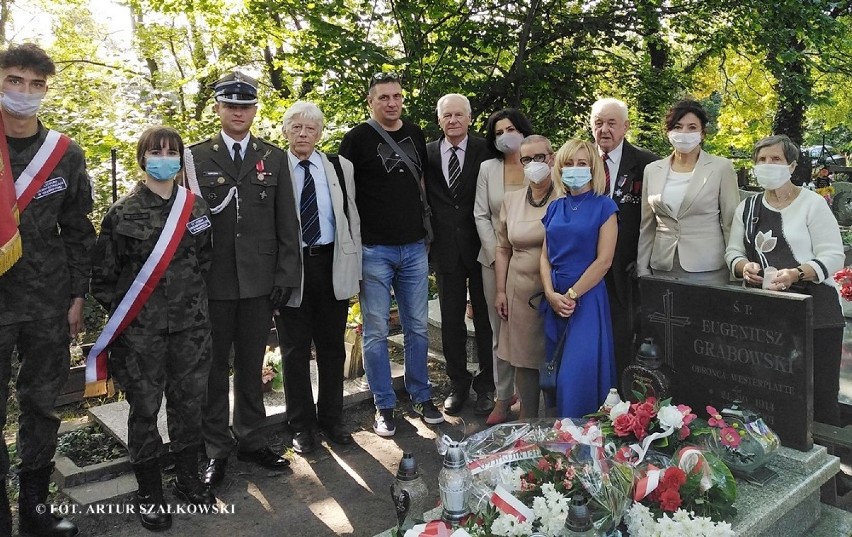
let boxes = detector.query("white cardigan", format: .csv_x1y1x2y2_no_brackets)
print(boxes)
725,188,844,285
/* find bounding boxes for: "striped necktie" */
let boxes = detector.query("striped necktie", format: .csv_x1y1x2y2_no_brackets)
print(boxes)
602,152,611,194
448,146,461,198
299,160,321,246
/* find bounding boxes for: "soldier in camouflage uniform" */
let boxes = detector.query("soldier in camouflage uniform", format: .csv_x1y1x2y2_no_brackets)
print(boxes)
0,44,94,537
91,127,214,532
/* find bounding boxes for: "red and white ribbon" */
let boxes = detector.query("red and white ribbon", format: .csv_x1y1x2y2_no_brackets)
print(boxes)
85,186,195,396
629,426,675,464
402,520,452,537
676,447,713,493
633,464,663,501
14,130,70,212
491,485,534,522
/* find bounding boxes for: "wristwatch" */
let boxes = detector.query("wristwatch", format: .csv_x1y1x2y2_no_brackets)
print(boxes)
796,267,805,282
567,288,578,300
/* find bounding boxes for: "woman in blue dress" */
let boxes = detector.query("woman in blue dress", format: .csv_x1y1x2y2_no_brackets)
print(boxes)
540,139,619,417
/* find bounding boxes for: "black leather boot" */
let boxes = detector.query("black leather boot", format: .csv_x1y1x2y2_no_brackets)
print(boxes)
132,461,172,532
18,464,78,536
172,449,215,506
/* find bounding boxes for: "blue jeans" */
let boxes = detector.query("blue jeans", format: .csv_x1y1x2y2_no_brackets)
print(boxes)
360,241,431,409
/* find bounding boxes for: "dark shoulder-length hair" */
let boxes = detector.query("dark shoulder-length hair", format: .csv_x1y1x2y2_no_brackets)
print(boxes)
664,99,709,133
136,126,185,171
484,108,534,160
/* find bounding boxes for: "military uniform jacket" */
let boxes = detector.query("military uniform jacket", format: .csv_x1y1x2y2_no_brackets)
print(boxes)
0,123,95,325
190,133,300,300
90,182,212,334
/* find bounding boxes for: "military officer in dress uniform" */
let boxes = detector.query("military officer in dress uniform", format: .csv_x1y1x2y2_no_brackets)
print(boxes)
189,72,300,487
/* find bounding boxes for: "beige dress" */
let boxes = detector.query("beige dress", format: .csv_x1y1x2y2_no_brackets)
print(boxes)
495,188,557,369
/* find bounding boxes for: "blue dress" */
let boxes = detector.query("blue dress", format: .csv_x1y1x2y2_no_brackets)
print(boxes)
542,190,618,417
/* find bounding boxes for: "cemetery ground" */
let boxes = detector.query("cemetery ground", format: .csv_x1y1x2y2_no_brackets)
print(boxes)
4,319,852,536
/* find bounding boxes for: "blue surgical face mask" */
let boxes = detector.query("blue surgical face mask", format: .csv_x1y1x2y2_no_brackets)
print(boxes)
561,166,592,189
145,156,182,182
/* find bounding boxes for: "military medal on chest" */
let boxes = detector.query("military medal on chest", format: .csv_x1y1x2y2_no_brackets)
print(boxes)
256,159,266,183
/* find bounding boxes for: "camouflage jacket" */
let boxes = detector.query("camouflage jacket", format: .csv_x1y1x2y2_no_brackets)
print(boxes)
0,123,95,325
90,182,212,334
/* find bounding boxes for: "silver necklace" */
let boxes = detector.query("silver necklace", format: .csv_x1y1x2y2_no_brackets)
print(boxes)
567,192,590,211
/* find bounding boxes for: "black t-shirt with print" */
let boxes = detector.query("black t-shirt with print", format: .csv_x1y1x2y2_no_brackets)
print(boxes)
339,119,428,245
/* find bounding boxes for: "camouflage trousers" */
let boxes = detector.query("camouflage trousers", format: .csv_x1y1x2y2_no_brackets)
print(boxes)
0,316,70,475
111,326,211,463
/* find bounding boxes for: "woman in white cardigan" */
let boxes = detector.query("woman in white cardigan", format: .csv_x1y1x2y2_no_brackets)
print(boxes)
726,134,845,425
637,99,740,284
473,108,534,424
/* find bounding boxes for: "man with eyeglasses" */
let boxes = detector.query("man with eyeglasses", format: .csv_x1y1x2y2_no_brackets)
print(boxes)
339,72,444,437
275,101,361,455
189,71,300,486
589,98,658,380
424,94,495,417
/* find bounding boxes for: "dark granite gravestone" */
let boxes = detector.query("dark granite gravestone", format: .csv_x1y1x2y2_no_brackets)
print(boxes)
640,276,814,451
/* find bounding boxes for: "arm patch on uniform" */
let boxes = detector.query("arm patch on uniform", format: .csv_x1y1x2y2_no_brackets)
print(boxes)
123,213,150,220
186,215,212,235
34,177,68,199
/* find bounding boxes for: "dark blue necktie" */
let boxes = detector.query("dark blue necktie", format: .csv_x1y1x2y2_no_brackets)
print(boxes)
299,160,321,246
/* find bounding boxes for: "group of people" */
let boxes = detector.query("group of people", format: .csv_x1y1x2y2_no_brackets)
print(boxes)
0,41,845,536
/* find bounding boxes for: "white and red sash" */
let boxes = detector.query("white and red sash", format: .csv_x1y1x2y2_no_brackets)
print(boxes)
85,186,196,396
14,130,71,212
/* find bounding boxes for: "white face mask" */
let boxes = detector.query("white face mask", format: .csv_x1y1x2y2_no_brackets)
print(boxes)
1,90,44,118
524,161,550,184
668,131,702,153
494,132,523,154
753,163,793,190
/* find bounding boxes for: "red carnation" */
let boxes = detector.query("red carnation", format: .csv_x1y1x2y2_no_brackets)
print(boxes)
660,467,687,489
659,488,682,511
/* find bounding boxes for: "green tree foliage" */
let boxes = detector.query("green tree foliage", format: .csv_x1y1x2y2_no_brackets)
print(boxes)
6,0,852,222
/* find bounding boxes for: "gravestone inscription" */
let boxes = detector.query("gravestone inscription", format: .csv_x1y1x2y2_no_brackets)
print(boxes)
640,276,814,451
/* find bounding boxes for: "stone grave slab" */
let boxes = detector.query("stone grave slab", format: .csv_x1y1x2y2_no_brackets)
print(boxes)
640,276,813,451
427,298,479,361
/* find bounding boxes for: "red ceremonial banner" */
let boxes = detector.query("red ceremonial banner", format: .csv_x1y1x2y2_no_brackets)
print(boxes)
0,113,21,276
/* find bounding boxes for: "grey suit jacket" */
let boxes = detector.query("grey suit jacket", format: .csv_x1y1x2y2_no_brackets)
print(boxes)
637,150,740,275
284,151,362,306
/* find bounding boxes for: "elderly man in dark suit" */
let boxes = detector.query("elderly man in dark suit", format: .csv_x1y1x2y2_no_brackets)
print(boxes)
425,94,495,415
590,98,659,380
189,72,300,486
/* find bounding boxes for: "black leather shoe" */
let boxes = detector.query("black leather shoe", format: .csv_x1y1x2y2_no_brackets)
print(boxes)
474,392,496,416
319,423,353,445
236,447,291,469
292,431,316,454
443,390,469,415
202,458,227,487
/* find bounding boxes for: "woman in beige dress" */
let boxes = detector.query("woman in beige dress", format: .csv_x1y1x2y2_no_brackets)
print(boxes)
474,109,535,424
494,135,559,419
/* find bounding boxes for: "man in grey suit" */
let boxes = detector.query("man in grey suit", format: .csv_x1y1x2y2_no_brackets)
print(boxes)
275,101,362,455
590,98,659,380
190,72,300,486
425,94,495,415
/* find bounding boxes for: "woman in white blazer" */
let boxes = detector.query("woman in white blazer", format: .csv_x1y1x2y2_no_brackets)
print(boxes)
637,99,739,284
277,101,362,455
473,108,534,424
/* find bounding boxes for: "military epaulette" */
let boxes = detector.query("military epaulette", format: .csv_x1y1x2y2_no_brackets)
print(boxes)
188,137,216,148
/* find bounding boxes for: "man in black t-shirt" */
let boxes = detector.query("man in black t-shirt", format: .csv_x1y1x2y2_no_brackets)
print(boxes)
339,72,444,437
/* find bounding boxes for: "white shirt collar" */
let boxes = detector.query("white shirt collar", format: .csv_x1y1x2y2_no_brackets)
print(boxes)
220,131,249,158
287,149,322,169
441,135,469,154
603,138,625,163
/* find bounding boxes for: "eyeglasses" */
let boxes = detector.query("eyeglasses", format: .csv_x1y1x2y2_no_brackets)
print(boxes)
520,153,549,165
369,71,401,88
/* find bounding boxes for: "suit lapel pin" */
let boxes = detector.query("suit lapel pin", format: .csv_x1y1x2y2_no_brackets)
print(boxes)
252,142,258,151
212,144,219,152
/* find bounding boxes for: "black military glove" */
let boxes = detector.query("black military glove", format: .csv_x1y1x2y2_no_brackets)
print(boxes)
270,286,293,309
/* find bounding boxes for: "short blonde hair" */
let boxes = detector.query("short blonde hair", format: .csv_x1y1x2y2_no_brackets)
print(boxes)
552,139,606,196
